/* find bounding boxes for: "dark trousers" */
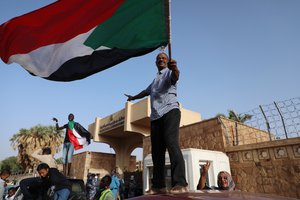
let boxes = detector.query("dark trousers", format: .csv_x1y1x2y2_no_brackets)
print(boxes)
150,109,187,188
20,177,44,200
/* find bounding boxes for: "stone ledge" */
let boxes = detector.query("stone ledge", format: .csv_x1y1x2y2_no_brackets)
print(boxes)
225,137,300,152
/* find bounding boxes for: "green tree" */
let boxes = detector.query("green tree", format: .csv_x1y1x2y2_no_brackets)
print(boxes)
0,156,22,173
217,110,252,123
10,125,64,171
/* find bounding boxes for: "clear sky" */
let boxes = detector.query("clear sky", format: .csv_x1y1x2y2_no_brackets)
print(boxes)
1,0,300,161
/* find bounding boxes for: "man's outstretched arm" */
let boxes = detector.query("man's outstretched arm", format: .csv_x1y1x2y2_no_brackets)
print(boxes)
124,90,149,101
52,117,65,131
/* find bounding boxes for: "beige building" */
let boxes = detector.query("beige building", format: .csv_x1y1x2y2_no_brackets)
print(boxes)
87,97,201,174
71,151,137,182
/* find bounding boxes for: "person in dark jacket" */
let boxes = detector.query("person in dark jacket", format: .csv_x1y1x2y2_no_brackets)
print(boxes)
37,163,71,200
53,113,91,176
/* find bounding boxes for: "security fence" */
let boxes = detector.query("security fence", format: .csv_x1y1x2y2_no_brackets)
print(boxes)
241,97,300,141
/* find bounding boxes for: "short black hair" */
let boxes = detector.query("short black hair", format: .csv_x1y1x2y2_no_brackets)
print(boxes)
101,175,112,187
1,169,11,176
8,187,17,192
42,147,52,155
37,163,50,171
156,52,169,60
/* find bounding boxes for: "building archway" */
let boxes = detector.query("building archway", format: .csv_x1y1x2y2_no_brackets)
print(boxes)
88,98,201,173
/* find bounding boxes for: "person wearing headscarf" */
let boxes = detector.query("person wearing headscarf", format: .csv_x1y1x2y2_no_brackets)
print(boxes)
215,171,236,191
197,161,236,191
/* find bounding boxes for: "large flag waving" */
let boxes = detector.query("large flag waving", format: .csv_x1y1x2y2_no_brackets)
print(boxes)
0,0,169,81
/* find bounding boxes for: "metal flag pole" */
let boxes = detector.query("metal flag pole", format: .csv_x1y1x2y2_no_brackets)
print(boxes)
166,0,172,60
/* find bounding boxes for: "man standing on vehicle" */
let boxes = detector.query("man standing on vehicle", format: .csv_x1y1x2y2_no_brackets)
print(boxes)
53,113,91,177
125,52,188,194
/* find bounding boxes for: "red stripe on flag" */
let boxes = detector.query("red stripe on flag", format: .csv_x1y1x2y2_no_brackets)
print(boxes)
67,128,83,150
0,0,125,63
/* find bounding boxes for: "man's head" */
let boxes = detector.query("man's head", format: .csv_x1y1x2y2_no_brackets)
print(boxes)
42,147,52,155
155,52,169,71
0,169,11,180
37,163,50,178
68,113,74,121
8,187,17,197
99,175,112,189
90,174,95,179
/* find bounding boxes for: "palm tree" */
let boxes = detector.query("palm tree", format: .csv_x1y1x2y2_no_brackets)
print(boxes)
217,110,252,123
217,110,252,146
227,110,252,123
10,125,64,172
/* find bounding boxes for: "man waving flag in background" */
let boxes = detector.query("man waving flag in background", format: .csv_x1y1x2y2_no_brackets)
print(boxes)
0,0,169,81
53,113,91,176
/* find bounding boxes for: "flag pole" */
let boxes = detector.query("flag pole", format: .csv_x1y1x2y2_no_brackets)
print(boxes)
166,0,172,60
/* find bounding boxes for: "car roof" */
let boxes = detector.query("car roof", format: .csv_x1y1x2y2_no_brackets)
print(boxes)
129,191,298,200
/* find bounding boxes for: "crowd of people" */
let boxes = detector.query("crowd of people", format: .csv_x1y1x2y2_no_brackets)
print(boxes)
85,171,139,200
1,164,236,200
1,166,141,200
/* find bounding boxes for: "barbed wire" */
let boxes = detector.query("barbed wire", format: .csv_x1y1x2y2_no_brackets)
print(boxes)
242,97,300,140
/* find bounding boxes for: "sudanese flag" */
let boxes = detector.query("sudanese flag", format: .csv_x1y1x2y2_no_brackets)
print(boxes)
0,0,169,81
68,122,91,150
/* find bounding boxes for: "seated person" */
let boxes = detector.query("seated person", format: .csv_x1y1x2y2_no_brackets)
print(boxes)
197,161,236,191
5,187,17,200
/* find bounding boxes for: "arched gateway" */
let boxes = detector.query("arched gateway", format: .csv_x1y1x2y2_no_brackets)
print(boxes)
88,98,201,174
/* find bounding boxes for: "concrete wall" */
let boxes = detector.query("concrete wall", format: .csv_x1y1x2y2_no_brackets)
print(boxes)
143,117,272,157
143,117,300,199
71,151,137,182
226,137,300,199
143,118,224,158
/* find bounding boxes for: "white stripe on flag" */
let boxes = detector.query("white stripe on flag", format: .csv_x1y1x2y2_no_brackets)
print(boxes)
8,27,110,78
72,129,87,146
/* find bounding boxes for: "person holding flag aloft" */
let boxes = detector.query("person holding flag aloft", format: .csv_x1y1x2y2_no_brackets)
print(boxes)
53,113,91,176
125,52,188,194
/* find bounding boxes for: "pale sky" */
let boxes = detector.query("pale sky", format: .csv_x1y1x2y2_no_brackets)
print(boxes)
1,0,300,161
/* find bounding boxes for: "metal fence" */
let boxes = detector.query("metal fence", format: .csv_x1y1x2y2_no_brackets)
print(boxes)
242,97,300,140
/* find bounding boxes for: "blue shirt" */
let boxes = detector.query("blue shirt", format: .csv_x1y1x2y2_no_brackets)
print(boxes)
145,68,179,120
109,175,120,199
